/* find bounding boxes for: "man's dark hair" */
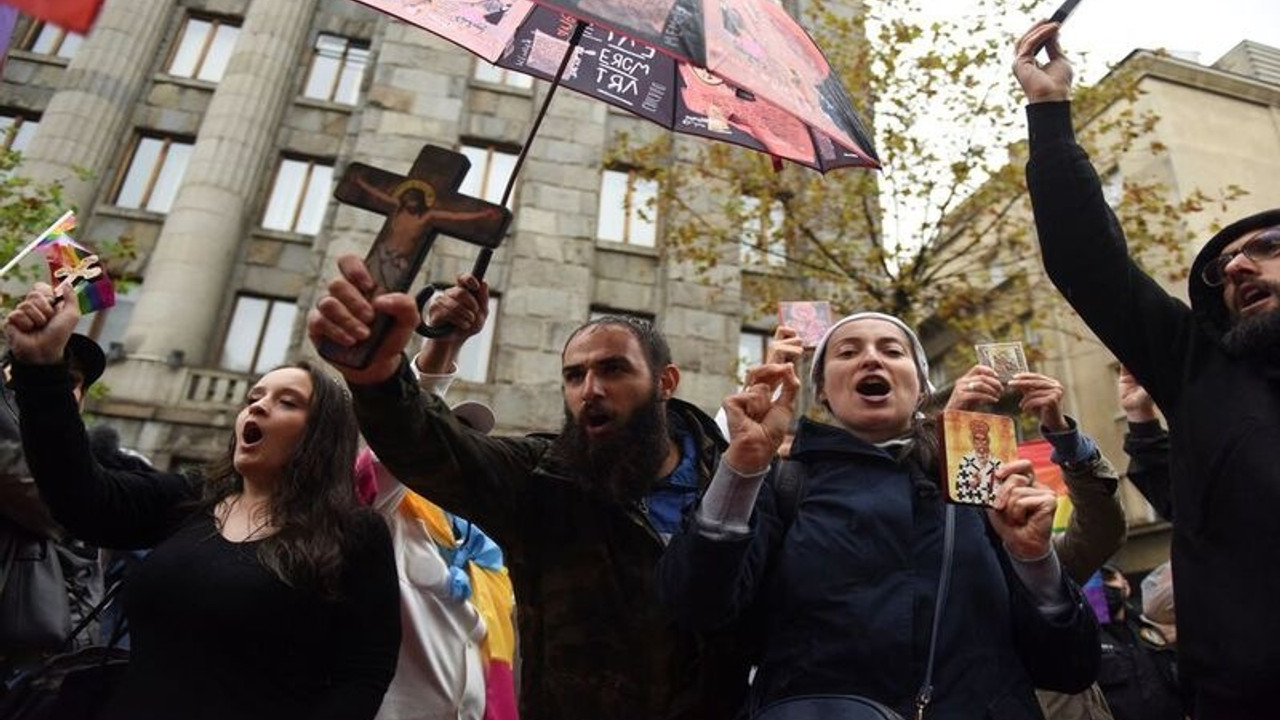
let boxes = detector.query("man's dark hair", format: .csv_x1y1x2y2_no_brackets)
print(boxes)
563,315,672,375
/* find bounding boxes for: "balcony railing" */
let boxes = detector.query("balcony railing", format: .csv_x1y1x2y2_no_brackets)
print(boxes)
177,368,253,411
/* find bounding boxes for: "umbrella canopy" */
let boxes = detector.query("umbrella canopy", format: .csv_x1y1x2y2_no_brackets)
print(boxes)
354,0,879,173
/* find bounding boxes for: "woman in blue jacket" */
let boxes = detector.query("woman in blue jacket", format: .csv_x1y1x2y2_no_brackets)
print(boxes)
657,312,1099,719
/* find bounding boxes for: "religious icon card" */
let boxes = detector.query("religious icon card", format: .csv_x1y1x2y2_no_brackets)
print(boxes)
777,300,834,349
938,409,1019,507
974,341,1029,382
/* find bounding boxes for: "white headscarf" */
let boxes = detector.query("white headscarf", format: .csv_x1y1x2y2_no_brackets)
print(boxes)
810,312,936,404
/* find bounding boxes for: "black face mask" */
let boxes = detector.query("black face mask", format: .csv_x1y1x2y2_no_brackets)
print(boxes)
1104,585,1126,620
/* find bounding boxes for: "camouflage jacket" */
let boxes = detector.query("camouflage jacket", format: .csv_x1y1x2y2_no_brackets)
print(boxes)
351,359,749,720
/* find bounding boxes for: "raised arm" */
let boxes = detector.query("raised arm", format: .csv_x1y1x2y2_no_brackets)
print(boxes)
1012,23,1198,411
5,284,196,547
1011,371,1126,584
657,362,797,629
308,257,542,552
1118,367,1174,521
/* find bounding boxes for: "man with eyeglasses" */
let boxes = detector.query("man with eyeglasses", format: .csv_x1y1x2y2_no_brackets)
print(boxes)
1013,21,1280,720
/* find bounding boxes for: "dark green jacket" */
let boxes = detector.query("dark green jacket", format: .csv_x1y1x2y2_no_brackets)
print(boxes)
350,360,748,720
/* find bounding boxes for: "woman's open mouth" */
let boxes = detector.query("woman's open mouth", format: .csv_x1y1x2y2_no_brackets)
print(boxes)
241,422,264,447
855,376,892,399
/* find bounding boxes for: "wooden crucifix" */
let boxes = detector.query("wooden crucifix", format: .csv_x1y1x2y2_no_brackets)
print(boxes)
318,145,512,369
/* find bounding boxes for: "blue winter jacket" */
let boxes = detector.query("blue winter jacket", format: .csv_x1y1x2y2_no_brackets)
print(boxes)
657,417,1099,719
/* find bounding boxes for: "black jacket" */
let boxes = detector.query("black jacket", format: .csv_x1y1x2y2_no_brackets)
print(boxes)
350,359,749,720
1025,101,1280,719
1122,420,1173,522
658,418,1099,720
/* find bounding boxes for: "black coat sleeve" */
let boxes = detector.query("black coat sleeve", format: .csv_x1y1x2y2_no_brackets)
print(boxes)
1123,420,1174,522
349,358,547,560
1025,101,1199,414
11,361,197,548
656,463,784,631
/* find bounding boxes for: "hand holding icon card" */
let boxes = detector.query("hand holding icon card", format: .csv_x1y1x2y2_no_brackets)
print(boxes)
778,301,834,349
975,342,1029,383
939,410,1019,507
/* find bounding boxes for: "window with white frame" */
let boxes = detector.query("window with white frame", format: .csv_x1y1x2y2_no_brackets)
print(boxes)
262,157,334,235
22,22,82,59
455,294,500,383
219,295,298,374
473,59,533,90
596,168,658,247
458,142,518,208
114,136,193,213
166,16,240,83
737,327,769,383
739,195,787,267
75,281,140,351
0,114,39,152
302,33,369,105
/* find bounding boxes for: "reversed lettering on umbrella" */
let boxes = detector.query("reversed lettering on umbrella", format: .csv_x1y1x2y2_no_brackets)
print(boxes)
594,34,657,104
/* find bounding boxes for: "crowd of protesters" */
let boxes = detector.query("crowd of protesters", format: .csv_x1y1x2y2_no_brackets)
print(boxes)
0,16,1275,720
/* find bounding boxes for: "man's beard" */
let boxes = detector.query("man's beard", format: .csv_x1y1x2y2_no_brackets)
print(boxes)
1223,288,1280,359
553,390,670,503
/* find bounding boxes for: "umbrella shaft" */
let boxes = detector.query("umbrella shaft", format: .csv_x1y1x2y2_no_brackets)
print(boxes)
500,19,587,209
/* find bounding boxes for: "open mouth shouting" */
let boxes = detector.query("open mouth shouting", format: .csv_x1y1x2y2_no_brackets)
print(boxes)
240,421,264,449
580,406,616,438
1234,281,1276,317
854,374,893,403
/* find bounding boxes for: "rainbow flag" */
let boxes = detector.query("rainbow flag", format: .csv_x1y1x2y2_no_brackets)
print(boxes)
37,213,115,314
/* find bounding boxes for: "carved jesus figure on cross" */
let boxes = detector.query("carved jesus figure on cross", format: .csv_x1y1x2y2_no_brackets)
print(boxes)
319,145,512,369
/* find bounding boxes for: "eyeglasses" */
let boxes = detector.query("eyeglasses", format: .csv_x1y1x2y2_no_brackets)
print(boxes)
1201,226,1280,287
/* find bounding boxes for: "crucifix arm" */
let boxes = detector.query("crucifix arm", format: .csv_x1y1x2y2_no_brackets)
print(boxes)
430,206,504,225
350,172,398,214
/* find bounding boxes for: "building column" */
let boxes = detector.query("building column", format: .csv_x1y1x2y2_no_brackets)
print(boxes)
125,0,318,363
18,0,177,212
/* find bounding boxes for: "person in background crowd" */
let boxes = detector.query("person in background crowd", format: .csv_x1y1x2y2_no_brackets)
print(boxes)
950,364,1127,720
1096,566,1183,720
0,334,108,680
658,312,1100,719
1116,368,1172,522
308,261,750,720
356,326,518,720
4,281,400,720
1015,22,1280,717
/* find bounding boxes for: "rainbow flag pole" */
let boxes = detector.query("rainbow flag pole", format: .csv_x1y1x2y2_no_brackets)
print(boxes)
0,210,75,278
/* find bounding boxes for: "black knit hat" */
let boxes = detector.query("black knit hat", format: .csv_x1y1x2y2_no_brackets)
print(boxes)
65,334,106,391
1188,208,1280,333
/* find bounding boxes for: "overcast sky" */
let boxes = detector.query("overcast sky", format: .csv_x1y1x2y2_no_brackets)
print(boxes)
940,0,1280,83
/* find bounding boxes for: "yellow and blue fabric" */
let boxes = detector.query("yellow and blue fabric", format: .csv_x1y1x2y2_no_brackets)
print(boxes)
399,491,518,720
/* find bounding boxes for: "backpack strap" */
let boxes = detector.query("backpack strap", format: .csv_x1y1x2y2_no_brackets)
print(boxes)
915,503,956,719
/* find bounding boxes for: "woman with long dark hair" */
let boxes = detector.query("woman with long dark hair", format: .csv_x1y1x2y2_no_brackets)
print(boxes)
4,282,400,720
658,312,1100,719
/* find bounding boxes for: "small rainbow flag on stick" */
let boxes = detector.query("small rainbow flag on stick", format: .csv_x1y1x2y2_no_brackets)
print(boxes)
0,210,116,314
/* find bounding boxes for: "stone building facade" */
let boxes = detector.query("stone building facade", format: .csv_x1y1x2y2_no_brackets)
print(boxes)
0,0,805,468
